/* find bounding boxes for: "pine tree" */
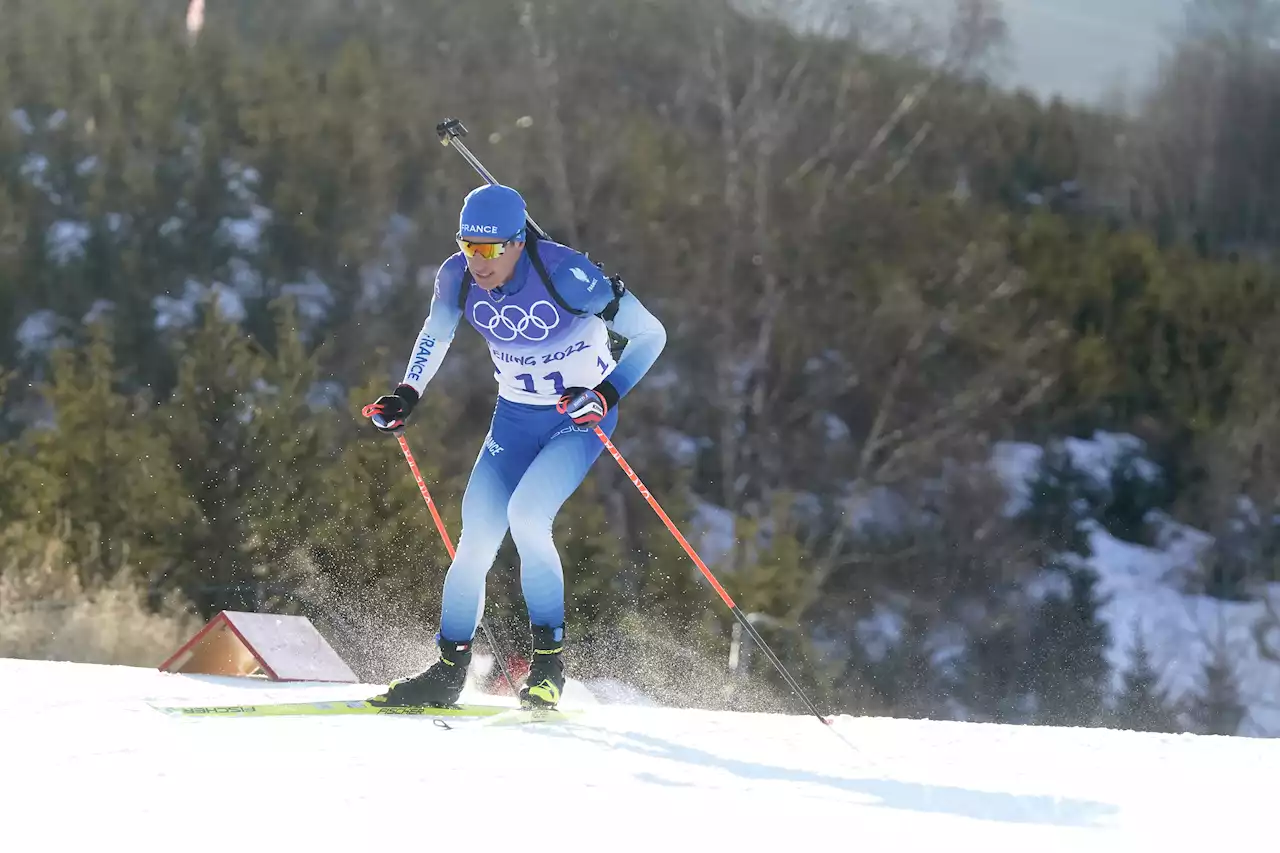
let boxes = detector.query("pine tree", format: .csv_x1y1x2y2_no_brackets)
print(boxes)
962,611,1032,724
157,297,272,612
1020,563,1111,727
1016,445,1095,556
8,320,199,584
1110,631,1181,733
1186,643,1247,736
237,299,339,587
865,611,947,721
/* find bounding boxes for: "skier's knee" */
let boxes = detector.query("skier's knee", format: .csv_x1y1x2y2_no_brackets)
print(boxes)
506,493,553,547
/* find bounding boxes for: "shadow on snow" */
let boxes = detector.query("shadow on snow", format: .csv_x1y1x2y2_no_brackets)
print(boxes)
527,722,1117,829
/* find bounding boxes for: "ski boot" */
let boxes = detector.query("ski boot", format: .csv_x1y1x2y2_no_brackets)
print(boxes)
519,624,565,709
370,635,472,707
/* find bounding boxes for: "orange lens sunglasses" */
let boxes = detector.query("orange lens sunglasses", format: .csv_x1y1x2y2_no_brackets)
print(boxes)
457,235,523,260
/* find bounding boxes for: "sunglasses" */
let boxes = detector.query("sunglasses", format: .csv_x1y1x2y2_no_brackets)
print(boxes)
456,229,525,260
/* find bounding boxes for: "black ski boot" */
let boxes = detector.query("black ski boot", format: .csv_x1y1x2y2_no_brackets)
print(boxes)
370,635,472,707
519,624,565,709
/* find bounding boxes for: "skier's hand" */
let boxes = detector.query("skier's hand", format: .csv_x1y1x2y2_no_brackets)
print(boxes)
557,383,618,426
361,384,420,434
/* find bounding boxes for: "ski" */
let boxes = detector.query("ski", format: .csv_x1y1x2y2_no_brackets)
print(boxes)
148,698,575,722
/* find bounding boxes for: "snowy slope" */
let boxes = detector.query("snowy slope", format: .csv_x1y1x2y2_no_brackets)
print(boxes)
1,658,1274,852
994,432,1280,736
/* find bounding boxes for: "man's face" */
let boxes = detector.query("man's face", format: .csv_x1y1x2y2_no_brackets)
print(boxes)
462,239,525,290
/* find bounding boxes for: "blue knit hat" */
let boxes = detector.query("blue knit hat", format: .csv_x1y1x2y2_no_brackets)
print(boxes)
458,184,526,241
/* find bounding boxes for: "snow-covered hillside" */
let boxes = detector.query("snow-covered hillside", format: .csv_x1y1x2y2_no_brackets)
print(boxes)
684,429,1280,738
1,657,1274,852
993,431,1280,736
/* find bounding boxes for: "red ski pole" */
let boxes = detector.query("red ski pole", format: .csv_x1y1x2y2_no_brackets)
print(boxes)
391,432,455,560
361,405,519,697
591,425,834,727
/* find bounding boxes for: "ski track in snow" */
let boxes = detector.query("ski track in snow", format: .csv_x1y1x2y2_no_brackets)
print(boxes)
1,658,1274,852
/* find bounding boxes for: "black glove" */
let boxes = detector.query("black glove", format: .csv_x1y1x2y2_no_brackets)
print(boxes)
362,384,420,434
556,381,619,426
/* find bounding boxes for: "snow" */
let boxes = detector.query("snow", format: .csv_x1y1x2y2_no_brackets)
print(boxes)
576,677,665,707
9,107,33,135
640,364,680,390
82,299,115,325
357,213,416,312
46,219,91,264
15,310,62,358
221,159,261,204
1060,431,1162,487
305,380,345,411
1,657,1274,851
217,203,272,253
150,264,328,336
991,430,1162,518
822,411,850,442
158,216,183,238
1080,517,1280,736
690,497,737,568
227,256,263,297
990,440,1044,515
842,481,913,534
153,279,246,330
663,428,1278,737
216,159,272,254
657,426,699,465
993,432,1280,736
856,601,908,663
280,271,334,326
19,153,56,202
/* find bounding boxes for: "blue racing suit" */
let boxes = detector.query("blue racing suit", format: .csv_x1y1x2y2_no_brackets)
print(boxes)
399,237,667,642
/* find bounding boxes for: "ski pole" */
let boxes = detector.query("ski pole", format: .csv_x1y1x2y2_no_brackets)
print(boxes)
435,116,837,729
361,406,519,698
590,426,834,727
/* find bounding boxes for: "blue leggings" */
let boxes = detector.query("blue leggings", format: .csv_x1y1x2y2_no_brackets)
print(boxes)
437,397,618,642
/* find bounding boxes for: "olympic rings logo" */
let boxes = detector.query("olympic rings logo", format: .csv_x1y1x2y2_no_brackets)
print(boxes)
472,299,561,342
